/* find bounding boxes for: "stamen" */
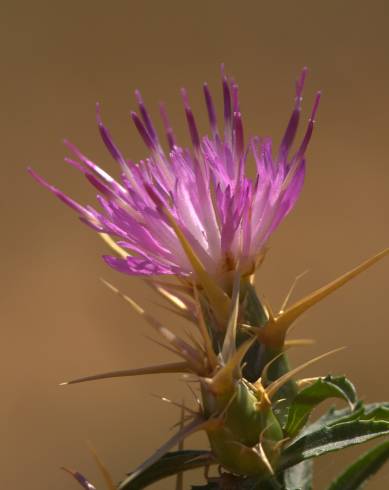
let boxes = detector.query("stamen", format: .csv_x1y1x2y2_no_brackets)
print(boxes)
233,111,244,158
292,90,321,162
96,103,128,166
203,83,218,137
221,67,232,126
61,467,96,490
181,88,200,149
159,102,176,151
77,167,113,197
296,66,308,100
134,89,158,144
231,82,240,114
27,168,95,220
278,67,308,162
130,111,155,149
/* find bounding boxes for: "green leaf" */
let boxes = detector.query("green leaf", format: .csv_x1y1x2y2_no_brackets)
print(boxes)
327,440,389,490
284,376,357,437
242,476,284,489
241,282,269,328
193,475,285,489
250,479,284,489
298,402,389,438
119,450,213,489
239,283,297,419
239,282,269,382
280,410,389,470
283,460,313,489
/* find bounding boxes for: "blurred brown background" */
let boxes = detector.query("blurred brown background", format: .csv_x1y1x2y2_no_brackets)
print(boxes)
2,1,388,489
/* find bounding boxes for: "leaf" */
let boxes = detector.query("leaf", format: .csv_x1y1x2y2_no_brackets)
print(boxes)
192,476,284,490
284,376,357,437
241,282,269,328
119,450,213,489
327,440,389,490
279,409,389,470
121,416,212,486
243,476,285,489
297,402,389,439
283,460,313,490
239,282,269,382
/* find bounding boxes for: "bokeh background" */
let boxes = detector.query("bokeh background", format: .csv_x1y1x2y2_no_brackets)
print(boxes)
2,1,388,489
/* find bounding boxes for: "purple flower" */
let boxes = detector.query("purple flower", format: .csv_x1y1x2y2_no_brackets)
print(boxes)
29,67,320,281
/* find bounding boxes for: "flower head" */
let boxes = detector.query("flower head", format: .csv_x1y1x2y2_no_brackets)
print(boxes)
29,66,320,284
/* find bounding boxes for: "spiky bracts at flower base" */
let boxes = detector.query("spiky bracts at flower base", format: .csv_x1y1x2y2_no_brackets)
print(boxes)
61,250,387,488
30,68,389,489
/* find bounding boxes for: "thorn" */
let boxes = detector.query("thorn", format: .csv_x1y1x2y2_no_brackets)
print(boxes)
99,233,129,258
151,300,194,323
175,401,185,490
216,390,238,420
60,361,190,385
123,416,208,485
101,279,205,372
145,334,184,358
279,270,309,313
264,347,346,402
152,394,198,416
152,284,190,311
295,377,320,389
185,382,203,411
221,272,240,362
143,277,193,295
208,337,255,395
260,351,289,387
277,249,389,331
284,338,315,347
255,249,389,349
86,442,116,490
258,431,275,476
193,285,219,371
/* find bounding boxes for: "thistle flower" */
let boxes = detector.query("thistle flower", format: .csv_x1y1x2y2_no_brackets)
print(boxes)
28,67,320,287
31,66,389,489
